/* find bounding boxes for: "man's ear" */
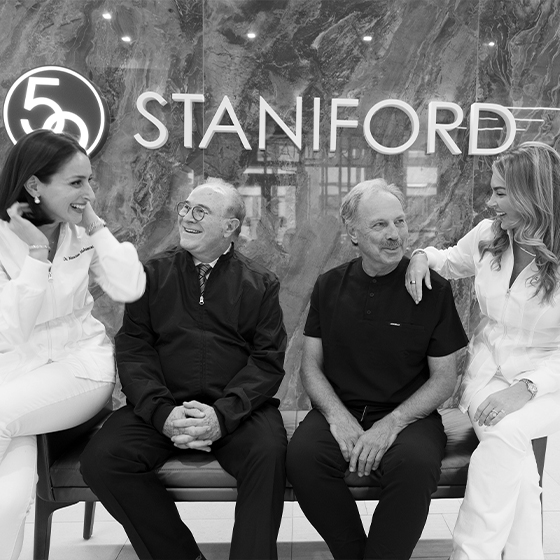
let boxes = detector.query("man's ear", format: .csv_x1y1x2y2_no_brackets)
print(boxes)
224,218,240,236
346,224,359,246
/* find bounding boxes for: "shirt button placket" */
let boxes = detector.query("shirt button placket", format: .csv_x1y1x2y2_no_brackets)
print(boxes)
365,279,376,317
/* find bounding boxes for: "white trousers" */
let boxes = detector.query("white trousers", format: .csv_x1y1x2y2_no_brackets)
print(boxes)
0,360,113,560
451,376,560,560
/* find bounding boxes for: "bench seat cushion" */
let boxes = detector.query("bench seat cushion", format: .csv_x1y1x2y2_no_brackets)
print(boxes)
46,407,478,502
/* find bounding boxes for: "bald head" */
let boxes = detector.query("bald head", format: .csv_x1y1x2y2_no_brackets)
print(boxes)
194,180,246,235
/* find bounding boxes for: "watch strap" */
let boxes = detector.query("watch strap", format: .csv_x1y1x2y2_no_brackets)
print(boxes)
519,378,537,399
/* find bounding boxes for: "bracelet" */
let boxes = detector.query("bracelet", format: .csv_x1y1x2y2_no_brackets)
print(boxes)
411,248,428,258
85,219,106,236
28,244,49,251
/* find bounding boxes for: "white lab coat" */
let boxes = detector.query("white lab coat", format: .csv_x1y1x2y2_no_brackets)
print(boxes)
0,220,146,383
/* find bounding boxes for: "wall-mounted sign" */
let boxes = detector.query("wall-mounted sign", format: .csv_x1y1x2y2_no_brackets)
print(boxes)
3,66,110,157
2,66,517,157
133,93,517,156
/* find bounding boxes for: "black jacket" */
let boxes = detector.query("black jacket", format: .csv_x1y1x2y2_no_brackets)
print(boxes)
115,245,287,435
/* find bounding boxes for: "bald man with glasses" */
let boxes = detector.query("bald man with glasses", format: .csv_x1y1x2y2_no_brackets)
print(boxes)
81,180,287,560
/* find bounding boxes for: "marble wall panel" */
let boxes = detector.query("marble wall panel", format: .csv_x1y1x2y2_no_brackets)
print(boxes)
200,0,480,408
476,0,560,215
1,0,559,410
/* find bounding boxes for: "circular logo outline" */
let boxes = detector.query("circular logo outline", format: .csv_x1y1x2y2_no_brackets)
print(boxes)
3,65,110,157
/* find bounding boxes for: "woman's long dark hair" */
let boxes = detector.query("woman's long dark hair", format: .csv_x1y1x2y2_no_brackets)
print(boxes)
0,129,87,226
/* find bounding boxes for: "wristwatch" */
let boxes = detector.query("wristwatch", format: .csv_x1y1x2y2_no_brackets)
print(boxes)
519,378,538,399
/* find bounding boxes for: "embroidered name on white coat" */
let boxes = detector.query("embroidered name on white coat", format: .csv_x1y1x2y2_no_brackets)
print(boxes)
63,245,94,261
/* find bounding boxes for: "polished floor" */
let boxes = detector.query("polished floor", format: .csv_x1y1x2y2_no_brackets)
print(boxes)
18,430,560,560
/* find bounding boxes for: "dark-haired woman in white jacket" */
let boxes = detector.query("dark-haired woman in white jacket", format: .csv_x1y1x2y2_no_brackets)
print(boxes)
0,129,145,560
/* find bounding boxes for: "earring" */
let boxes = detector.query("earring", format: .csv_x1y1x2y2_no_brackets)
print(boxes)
34,195,40,204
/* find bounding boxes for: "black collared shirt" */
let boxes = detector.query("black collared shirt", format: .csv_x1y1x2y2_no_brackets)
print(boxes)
304,257,468,411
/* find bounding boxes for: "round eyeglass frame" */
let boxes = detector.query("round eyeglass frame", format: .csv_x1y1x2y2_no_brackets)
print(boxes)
176,202,209,222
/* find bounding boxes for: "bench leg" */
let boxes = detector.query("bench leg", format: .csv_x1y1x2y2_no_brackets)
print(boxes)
532,436,548,542
83,502,96,540
33,497,76,560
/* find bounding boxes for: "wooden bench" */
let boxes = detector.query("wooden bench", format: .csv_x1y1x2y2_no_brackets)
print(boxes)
34,405,548,560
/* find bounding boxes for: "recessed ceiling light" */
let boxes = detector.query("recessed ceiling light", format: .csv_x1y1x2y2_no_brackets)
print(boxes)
488,41,495,47
247,32,256,39
102,12,111,20
363,36,373,42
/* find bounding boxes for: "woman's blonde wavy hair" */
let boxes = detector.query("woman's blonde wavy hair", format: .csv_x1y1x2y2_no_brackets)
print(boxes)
479,141,560,304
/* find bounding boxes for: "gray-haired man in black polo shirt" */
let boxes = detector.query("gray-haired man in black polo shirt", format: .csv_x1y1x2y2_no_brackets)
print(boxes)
287,179,468,560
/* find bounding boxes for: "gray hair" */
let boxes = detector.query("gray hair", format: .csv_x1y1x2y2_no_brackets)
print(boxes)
195,179,246,235
340,179,405,227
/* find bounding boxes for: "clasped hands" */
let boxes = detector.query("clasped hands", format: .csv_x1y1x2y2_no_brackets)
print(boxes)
163,401,222,452
330,413,399,478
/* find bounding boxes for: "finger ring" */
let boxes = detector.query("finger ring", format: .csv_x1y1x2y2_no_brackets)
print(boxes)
409,280,416,284
489,410,498,418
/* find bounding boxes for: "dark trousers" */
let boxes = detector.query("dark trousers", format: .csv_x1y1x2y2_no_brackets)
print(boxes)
286,408,446,560
80,403,287,560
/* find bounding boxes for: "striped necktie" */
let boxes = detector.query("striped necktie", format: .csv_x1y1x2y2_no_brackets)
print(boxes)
197,263,212,305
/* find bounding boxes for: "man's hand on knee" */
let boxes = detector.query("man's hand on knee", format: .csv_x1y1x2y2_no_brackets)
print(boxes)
349,415,399,477
329,415,364,462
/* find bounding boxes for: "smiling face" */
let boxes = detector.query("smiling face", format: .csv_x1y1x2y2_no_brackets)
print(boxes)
178,184,238,262
30,151,95,226
347,190,409,276
487,169,523,232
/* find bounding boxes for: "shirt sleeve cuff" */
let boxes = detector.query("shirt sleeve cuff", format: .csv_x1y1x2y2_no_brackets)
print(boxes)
88,224,119,248
424,247,441,269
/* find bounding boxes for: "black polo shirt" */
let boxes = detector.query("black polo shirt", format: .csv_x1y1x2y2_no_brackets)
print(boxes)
304,257,468,412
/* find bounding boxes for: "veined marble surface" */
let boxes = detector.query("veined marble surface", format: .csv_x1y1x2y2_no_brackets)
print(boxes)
1,0,560,409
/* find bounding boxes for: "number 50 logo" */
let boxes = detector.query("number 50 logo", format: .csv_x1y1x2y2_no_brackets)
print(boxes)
3,66,110,157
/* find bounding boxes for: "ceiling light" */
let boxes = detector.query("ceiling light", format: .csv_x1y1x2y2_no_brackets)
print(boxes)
102,12,111,20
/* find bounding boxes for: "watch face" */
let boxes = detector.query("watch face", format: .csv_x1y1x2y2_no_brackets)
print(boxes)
529,382,537,395
522,379,537,397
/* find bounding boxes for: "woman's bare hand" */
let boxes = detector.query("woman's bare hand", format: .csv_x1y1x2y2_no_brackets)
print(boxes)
7,202,48,246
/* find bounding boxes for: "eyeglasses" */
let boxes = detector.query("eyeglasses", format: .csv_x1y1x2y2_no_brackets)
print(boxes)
176,202,209,222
